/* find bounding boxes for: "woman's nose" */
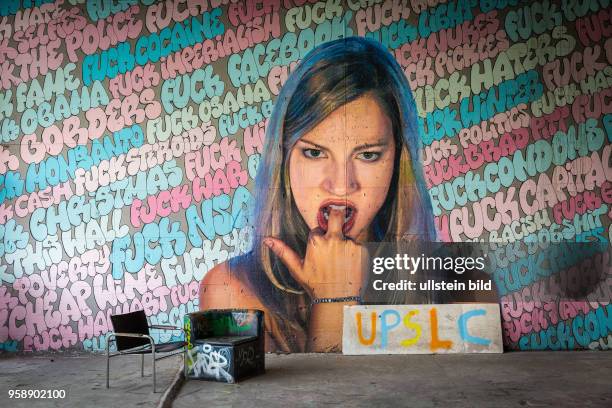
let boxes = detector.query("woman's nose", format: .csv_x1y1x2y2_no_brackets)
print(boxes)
321,159,359,196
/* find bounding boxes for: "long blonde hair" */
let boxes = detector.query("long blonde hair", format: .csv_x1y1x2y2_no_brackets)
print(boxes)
239,37,437,350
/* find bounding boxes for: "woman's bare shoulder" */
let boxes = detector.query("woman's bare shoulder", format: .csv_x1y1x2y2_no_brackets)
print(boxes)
199,255,269,312
201,261,232,286
200,254,253,288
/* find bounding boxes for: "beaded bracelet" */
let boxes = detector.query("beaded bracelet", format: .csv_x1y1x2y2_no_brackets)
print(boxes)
311,296,362,305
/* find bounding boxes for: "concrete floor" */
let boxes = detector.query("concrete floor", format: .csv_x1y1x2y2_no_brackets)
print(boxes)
1,352,611,408
0,352,182,408
176,352,612,408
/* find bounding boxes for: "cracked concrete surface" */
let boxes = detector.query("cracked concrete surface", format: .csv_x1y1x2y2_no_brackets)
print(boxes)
175,352,612,408
1,351,611,408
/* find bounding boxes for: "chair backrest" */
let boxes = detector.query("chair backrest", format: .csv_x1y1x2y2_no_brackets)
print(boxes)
110,310,150,351
185,309,264,341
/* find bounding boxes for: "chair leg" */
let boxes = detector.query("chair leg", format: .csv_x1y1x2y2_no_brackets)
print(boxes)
106,346,110,388
152,349,156,393
141,354,144,377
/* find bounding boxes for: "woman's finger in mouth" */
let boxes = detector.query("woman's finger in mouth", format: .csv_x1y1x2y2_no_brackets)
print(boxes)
316,201,357,235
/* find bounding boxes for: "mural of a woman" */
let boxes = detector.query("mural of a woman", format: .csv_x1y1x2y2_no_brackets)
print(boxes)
199,36,437,352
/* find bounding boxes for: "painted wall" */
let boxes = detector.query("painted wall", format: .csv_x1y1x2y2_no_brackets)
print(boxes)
0,0,611,352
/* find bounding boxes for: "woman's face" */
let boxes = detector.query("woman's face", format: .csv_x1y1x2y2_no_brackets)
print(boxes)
288,95,396,241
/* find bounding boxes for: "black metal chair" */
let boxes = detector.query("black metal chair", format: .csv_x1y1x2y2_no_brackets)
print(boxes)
106,310,186,392
184,309,265,383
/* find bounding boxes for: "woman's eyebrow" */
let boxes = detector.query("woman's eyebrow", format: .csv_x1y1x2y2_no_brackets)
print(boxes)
353,141,389,152
298,139,389,152
297,138,328,150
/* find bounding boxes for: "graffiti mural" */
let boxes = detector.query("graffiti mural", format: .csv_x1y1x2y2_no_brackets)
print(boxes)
0,0,611,353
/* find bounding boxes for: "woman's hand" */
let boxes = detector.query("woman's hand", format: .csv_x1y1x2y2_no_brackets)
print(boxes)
263,208,368,299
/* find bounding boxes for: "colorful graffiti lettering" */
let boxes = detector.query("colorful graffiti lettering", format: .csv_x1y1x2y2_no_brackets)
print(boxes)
0,0,611,353
344,304,502,354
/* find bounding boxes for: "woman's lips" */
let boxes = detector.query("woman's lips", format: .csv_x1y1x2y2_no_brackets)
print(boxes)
317,201,357,235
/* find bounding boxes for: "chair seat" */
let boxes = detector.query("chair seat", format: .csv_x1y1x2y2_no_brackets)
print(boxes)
194,336,258,346
153,341,186,352
124,341,185,354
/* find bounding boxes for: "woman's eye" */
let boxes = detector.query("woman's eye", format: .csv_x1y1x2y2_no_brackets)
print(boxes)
357,152,381,162
303,148,325,159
